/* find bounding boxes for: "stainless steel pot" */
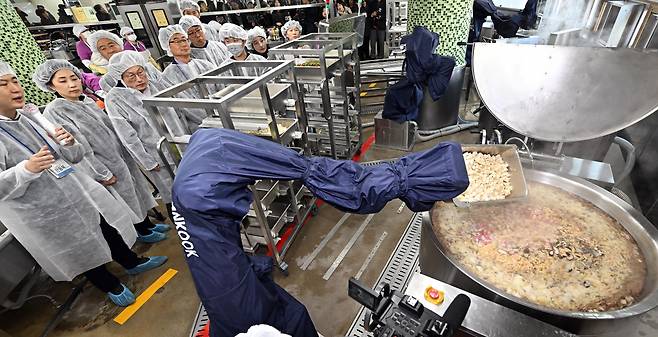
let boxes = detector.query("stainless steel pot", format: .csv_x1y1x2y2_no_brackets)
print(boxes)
420,169,658,335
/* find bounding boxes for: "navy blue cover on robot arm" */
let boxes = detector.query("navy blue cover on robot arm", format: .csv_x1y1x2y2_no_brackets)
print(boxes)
171,128,468,337
176,128,468,216
381,78,424,123
401,26,456,101
382,26,456,123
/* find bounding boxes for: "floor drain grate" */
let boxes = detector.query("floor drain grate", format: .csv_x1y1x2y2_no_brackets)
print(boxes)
344,212,423,337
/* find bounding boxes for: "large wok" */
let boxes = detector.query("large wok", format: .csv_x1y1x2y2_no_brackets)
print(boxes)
420,169,658,335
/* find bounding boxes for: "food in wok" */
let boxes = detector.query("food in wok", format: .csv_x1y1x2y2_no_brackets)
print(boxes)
433,182,646,312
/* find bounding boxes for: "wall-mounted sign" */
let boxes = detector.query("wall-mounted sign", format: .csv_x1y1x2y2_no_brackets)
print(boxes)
126,11,145,30
151,9,170,28
71,7,99,24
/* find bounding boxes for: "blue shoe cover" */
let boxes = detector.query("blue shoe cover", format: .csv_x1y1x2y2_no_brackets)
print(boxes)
151,223,171,233
137,231,167,243
108,284,135,306
126,256,168,275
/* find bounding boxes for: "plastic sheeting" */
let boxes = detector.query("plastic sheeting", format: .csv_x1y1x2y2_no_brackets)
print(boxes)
0,114,136,281
105,84,183,203
43,97,157,222
160,59,216,132
190,40,231,66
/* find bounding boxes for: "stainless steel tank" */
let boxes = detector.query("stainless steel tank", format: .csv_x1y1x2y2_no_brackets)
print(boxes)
420,169,658,335
416,66,465,131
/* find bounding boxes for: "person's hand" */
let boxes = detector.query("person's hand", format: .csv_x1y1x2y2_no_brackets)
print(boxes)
151,164,161,172
25,146,55,173
371,12,377,17
54,127,74,145
100,175,117,186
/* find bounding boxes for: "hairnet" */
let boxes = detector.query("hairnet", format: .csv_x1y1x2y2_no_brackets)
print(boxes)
218,23,247,41
208,21,222,33
0,113,138,283
72,24,88,38
178,0,200,15
179,15,204,33
119,26,134,37
32,59,82,93
107,50,147,80
159,25,188,56
247,27,267,49
281,20,302,40
0,61,17,78
87,30,123,54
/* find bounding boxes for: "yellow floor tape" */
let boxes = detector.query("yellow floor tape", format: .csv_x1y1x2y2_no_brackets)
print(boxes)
360,92,368,97
114,268,178,325
368,83,377,88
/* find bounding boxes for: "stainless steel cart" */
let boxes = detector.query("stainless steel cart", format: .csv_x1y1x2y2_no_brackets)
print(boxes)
144,60,316,273
269,33,363,159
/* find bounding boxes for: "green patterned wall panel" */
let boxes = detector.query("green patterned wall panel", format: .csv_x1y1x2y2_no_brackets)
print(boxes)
407,0,473,66
0,2,53,105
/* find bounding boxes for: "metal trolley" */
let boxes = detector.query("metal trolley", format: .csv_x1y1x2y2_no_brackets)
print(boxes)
142,60,317,273
269,33,363,159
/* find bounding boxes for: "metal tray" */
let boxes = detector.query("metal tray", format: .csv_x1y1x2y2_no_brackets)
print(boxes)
201,118,299,145
211,83,290,115
293,58,340,80
454,144,528,207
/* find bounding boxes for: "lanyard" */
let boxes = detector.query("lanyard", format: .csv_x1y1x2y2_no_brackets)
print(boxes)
0,122,57,157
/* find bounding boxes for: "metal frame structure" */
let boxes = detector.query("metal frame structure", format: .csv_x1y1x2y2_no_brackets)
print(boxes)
386,0,408,52
144,60,316,272
269,32,363,159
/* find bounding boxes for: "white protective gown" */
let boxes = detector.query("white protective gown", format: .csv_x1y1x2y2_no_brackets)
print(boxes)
190,40,232,67
203,23,221,41
43,97,157,223
160,58,217,131
220,53,268,77
0,113,136,281
105,83,186,203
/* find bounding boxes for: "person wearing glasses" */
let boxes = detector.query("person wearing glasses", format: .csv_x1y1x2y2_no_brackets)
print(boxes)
85,30,162,93
33,59,171,244
158,25,217,132
104,51,189,220
178,0,222,40
0,61,167,307
179,15,232,66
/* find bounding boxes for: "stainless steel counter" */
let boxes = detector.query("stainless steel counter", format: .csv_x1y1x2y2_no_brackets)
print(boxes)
405,273,658,337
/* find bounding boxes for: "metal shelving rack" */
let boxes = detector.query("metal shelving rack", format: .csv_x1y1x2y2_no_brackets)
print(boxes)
269,33,363,159
387,0,408,52
144,60,316,272
357,58,405,115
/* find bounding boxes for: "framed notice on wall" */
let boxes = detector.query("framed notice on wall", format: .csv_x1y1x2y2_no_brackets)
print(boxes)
151,9,170,28
71,7,99,24
126,11,144,30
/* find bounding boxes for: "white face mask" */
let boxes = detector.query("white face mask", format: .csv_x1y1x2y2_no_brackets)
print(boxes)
226,42,243,56
126,33,137,42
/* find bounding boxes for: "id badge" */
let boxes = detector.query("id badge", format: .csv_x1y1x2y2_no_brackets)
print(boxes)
47,159,75,179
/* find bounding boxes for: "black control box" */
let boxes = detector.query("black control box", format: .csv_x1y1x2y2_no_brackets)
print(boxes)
348,277,470,337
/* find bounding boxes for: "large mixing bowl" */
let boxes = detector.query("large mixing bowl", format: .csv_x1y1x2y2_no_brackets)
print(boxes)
420,169,658,334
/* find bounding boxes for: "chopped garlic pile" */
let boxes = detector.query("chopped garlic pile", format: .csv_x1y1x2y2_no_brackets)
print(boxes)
457,152,513,202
